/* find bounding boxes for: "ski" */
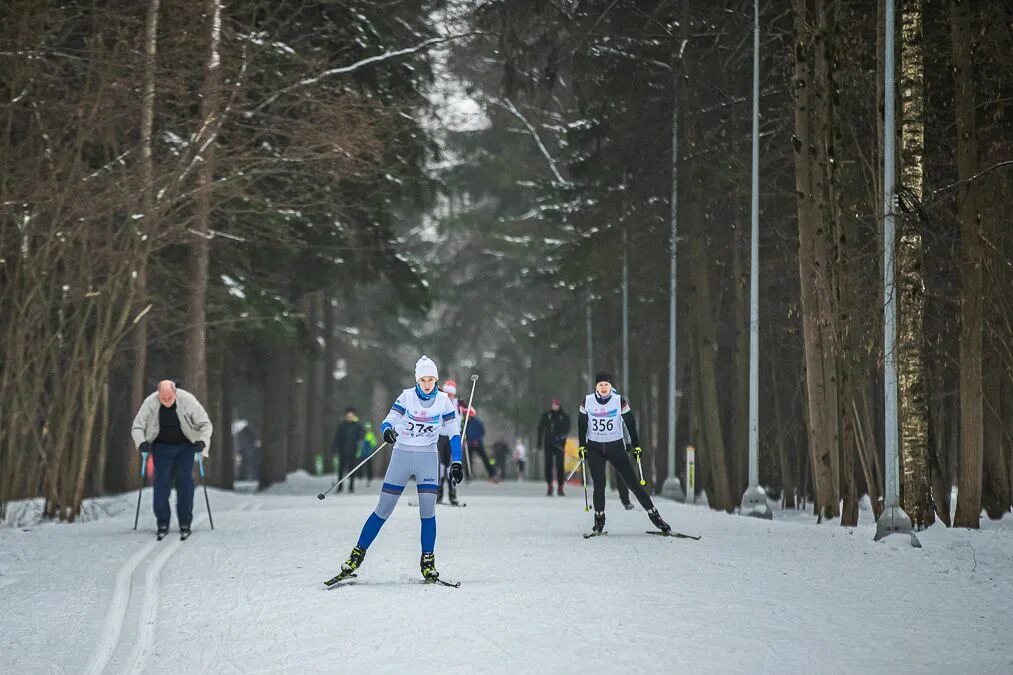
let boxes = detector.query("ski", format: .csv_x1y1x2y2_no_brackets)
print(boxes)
323,572,358,588
582,531,607,539
646,530,701,540
422,578,461,588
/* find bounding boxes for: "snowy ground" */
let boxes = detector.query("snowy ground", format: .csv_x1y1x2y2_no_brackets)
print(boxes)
2,474,1012,675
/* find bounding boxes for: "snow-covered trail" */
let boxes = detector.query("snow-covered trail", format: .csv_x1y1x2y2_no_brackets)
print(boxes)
2,474,1012,674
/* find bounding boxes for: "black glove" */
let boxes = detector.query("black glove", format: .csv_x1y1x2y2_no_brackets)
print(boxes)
194,441,206,451
383,427,398,444
450,462,464,485
139,441,151,454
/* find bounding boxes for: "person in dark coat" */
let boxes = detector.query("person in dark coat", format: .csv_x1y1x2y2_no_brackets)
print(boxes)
537,399,571,496
330,407,364,493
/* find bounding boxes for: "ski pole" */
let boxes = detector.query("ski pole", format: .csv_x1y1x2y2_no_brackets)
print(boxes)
133,451,148,530
582,456,589,512
458,374,479,475
317,442,388,500
197,453,215,530
636,454,646,486
565,457,584,483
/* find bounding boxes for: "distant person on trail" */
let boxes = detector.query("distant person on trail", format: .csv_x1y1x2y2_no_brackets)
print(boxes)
131,380,213,541
330,408,364,493
579,372,671,537
330,356,462,585
513,439,527,479
360,421,378,487
464,407,497,481
537,398,570,496
492,440,510,480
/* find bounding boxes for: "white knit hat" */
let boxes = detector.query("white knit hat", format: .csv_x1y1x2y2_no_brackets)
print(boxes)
415,355,438,382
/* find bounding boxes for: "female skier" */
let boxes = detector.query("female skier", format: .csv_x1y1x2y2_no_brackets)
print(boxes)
329,356,462,585
579,371,672,536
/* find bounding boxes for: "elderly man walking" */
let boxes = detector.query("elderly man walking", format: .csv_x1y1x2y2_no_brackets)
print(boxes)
131,380,213,540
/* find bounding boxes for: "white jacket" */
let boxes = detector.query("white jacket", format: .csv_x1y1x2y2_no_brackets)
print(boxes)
131,388,213,453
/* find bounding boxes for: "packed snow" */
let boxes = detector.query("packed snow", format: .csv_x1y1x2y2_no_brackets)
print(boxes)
2,474,1012,674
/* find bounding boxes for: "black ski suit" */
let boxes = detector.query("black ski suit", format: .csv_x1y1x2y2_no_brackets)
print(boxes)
537,408,571,487
578,394,655,514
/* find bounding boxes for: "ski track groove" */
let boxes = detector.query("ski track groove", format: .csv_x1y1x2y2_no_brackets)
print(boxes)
124,513,209,675
82,500,253,675
81,537,158,675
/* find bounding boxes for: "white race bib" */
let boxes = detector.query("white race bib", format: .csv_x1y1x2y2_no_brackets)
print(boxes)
584,394,624,443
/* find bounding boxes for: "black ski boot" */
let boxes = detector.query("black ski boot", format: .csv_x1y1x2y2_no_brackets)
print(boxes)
180,526,192,541
623,502,635,511
593,511,606,534
420,552,439,581
156,526,169,541
342,546,366,574
647,508,671,534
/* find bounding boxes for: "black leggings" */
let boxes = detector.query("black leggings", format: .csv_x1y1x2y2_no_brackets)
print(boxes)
544,446,565,485
586,441,654,513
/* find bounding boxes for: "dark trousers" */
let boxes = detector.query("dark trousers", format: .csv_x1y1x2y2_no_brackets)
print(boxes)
544,446,565,485
336,449,357,491
614,466,631,505
586,440,654,513
437,438,457,501
152,443,195,529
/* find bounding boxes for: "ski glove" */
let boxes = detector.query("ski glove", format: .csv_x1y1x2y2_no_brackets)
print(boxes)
138,441,151,454
383,427,398,444
577,446,587,459
631,446,642,459
450,461,464,485
194,440,208,459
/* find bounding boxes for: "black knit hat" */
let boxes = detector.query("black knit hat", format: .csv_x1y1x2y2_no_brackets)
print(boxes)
594,371,612,385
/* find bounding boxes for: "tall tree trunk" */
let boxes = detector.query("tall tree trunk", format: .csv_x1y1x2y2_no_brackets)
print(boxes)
770,354,797,508
898,0,933,528
217,350,234,490
978,1,1012,519
731,225,749,498
125,0,161,494
259,343,291,491
306,292,326,474
792,0,839,519
688,233,733,511
951,0,983,529
184,0,223,403
288,343,308,475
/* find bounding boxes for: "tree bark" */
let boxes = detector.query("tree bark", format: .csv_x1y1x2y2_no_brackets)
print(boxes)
792,0,840,519
951,0,983,529
259,343,291,491
898,0,933,528
184,0,224,403
126,0,161,494
688,232,733,511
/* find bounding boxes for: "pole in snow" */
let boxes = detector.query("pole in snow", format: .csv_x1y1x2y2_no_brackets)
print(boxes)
661,51,684,502
875,0,918,546
740,0,771,520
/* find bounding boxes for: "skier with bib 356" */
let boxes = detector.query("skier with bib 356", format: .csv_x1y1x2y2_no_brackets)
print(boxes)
333,356,462,584
579,371,671,536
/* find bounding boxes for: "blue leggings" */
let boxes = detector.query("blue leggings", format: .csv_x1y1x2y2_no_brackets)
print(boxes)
355,447,439,552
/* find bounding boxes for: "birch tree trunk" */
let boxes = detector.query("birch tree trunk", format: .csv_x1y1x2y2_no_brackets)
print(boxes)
951,0,983,529
126,0,160,493
184,0,223,403
898,0,933,528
